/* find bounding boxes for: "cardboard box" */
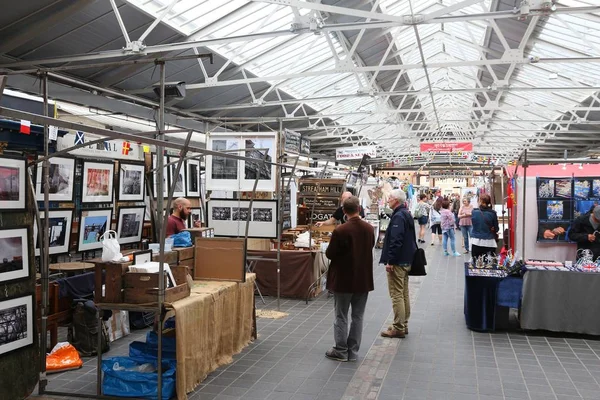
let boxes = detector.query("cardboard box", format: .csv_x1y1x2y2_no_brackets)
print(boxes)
105,310,130,342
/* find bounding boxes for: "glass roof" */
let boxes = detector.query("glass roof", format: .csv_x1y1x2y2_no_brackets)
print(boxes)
125,0,600,163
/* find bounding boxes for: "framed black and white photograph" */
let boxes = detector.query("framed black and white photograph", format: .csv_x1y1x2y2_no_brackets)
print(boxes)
34,210,73,256
133,250,152,265
242,135,276,191
152,154,168,198
187,207,203,229
0,156,26,210
78,208,112,252
206,134,240,191
35,156,75,203
187,159,201,197
167,157,186,198
118,162,145,202
0,295,33,356
116,206,145,245
207,199,278,238
81,160,114,203
0,228,30,284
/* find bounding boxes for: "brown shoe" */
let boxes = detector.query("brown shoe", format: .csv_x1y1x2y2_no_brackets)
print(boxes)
381,329,405,338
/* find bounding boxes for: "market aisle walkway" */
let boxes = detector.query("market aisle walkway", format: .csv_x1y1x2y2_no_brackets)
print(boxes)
193,230,600,400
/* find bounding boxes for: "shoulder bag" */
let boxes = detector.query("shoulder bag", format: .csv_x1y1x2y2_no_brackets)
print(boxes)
478,209,499,241
401,210,427,276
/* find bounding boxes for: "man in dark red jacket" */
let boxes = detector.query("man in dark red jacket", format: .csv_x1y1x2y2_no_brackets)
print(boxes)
324,196,375,362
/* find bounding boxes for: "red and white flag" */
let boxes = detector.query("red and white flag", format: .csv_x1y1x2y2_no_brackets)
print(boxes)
20,120,31,134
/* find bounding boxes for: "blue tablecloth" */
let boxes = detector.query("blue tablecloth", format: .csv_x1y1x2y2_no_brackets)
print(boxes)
463,263,523,332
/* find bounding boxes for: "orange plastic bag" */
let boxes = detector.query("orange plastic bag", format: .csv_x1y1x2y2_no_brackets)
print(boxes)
46,343,83,373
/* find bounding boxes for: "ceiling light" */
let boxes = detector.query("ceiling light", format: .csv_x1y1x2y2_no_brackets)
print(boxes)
548,73,558,80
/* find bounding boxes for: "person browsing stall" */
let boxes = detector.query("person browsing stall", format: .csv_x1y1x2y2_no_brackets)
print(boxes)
568,205,600,260
324,196,375,362
315,191,365,227
166,197,199,236
470,193,499,261
380,189,417,339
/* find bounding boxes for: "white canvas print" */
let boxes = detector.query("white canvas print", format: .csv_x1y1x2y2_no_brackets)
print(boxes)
35,156,75,202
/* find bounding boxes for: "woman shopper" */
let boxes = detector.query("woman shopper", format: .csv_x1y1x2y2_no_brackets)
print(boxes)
415,194,430,243
470,193,499,261
429,197,443,246
458,197,474,253
440,199,461,256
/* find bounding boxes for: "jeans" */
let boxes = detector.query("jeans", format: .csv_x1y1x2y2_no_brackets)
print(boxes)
460,225,473,250
386,266,411,331
442,229,457,253
332,292,369,359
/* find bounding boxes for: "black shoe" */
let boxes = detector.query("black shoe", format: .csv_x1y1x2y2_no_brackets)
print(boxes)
325,349,348,362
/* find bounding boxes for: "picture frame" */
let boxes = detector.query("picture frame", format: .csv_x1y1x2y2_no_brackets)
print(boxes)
118,162,146,202
167,156,186,198
34,209,74,256
133,250,152,265
205,132,277,192
0,295,33,356
116,206,145,245
187,207,203,229
81,160,114,203
0,156,26,210
78,208,112,252
35,156,75,203
206,199,278,238
186,159,201,197
152,154,168,198
0,227,30,284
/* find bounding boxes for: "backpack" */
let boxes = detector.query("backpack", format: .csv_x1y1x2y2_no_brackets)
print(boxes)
414,203,423,219
430,208,441,224
68,301,110,356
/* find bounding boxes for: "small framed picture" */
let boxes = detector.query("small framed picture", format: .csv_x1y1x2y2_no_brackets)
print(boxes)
82,161,115,203
167,156,186,198
0,156,26,210
0,227,30,284
0,295,33,356
35,156,75,203
186,159,201,197
118,162,146,202
133,249,152,265
78,208,112,252
152,154,168,198
116,206,145,245
34,209,74,256
187,207,203,229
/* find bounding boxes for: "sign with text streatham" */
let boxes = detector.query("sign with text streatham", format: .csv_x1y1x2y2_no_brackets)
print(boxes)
420,142,473,153
335,146,377,161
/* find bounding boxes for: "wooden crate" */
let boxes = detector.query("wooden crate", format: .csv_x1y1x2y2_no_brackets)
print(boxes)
123,266,190,304
94,262,130,303
173,246,194,263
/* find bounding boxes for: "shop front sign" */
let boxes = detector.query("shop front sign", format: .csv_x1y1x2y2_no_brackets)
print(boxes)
58,132,144,161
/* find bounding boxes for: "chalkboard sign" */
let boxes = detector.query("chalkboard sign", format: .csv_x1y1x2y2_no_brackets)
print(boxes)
283,129,301,155
298,197,339,209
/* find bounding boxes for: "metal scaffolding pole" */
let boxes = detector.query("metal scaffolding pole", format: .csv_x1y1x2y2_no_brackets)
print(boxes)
521,150,528,261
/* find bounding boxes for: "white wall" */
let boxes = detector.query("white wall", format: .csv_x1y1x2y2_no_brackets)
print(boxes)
514,176,577,262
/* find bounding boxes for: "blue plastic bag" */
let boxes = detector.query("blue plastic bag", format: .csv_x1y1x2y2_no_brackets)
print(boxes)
146,331,176,353
102,357,176,399
171,231,192,247
129,341,176,361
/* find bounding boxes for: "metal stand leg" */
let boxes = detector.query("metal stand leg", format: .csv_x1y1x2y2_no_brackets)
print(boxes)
247,260,266,305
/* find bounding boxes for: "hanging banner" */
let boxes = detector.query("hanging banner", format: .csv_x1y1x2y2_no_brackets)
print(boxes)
335,146,377,161
57,132,144,161
283,129,301,155
420,142,473,153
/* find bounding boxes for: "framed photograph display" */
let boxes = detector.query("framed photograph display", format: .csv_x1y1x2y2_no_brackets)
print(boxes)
35,156,75,203
207,199,278,238
0,227,30,284
78,208,112,252
82,161,114,203
186,159,201,197
206,132,277,192
133,250,152,265
167,156,186,198
34,209,74,256
187,207,203,229
0,295,33,356
152,154,168,198
118,162,145,202
116,206,145,245
0,156,26,210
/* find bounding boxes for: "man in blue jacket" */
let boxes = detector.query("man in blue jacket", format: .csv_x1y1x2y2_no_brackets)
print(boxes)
380,189,417,338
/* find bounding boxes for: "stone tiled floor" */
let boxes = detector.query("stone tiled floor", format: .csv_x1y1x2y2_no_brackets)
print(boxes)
31,230,600,400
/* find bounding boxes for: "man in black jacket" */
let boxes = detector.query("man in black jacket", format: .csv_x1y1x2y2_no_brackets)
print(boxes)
568,206,600,260
380,189,417,339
